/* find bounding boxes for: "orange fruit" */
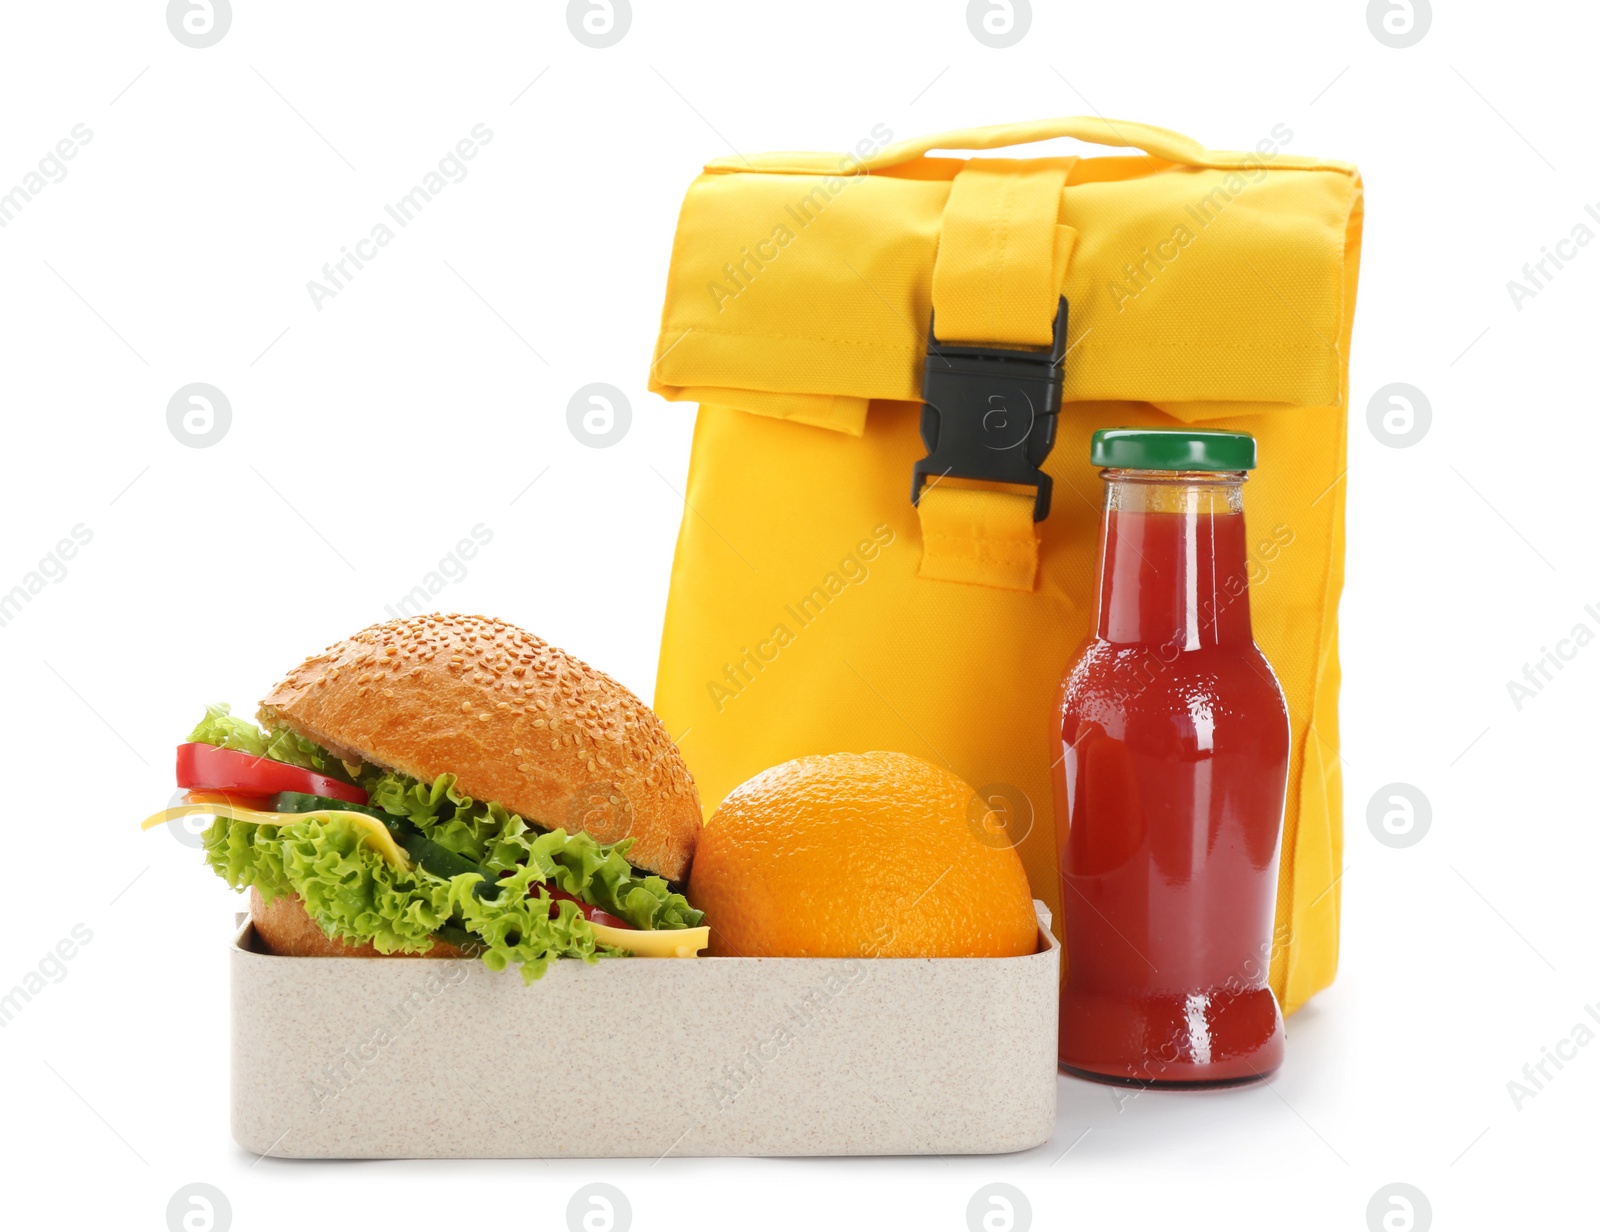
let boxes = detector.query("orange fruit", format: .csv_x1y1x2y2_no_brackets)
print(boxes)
688,751,1038,959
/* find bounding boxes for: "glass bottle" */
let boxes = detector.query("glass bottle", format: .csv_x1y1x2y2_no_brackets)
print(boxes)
1056,428,1290,1086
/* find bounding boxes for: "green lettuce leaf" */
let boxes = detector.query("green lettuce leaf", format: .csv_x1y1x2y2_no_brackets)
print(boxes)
187,704,344,775
359,768,702,931
204,815,611,983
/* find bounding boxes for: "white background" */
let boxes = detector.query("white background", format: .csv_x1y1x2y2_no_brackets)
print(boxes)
0,2,1592,1230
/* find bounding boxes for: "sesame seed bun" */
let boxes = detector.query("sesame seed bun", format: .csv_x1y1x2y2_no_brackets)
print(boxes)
256,613,701,882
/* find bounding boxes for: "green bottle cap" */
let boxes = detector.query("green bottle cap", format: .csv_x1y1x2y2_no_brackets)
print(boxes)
1089,428,1257,472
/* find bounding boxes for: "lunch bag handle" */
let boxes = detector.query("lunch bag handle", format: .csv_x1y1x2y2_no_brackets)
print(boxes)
860,115,1210,171
708,116,1253,177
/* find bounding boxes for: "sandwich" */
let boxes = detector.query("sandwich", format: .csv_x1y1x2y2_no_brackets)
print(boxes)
142,613,708,980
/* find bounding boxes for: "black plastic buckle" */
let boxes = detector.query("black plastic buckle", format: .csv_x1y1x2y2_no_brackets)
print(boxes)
910,296,1068,522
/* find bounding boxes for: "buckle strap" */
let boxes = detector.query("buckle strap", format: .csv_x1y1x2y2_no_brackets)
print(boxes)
914,158,1076,592
928,158,1073,346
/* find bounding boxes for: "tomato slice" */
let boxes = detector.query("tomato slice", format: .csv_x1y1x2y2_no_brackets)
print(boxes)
175,743,368,805
541,883,635,931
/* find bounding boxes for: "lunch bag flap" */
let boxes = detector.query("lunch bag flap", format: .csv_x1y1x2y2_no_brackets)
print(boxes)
649,116,1361,432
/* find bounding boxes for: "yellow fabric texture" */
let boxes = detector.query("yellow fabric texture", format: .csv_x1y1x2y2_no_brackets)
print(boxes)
648,116,1363,1014
929,158,1073,346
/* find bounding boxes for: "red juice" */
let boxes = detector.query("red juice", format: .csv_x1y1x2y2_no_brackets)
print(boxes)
1055,431,1289,1086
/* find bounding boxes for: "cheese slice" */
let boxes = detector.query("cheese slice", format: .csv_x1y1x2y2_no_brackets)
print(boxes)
139,797,410,870
590,921,710,958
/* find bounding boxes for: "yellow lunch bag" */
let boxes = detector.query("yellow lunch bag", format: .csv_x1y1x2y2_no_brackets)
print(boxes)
646,116,1363,1013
